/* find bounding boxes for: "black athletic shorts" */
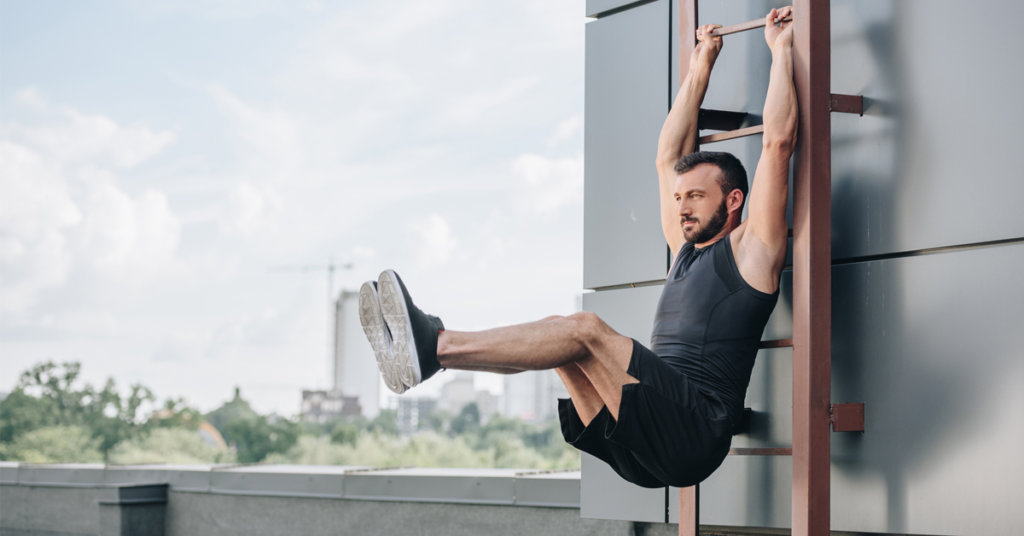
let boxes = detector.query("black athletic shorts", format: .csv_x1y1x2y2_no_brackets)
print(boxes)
558,339,733,488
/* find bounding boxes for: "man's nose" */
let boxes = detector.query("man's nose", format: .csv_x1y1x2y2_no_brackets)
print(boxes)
678,199,691,215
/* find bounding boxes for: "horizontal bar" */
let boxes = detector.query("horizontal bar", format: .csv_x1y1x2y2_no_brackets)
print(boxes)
830,403,865,432
698,124,763,144
830,93,864,115
759,338,793,349
710,16,791,37
728,447,793,456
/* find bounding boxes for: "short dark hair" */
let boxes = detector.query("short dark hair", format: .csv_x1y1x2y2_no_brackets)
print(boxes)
674,151,748,211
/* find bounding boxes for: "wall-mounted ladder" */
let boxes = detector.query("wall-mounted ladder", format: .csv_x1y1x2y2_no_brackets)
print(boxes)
677,1,865,535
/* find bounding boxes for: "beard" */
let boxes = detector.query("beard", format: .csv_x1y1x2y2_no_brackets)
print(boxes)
682,199,728,244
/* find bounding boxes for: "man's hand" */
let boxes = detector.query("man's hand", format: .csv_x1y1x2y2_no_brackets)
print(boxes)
691,24,723,70
764,6,794,51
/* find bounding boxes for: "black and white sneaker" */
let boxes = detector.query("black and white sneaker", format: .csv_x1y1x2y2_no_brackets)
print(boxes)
377,269,444,390
358,280,406,394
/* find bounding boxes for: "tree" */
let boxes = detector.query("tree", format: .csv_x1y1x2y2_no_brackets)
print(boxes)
0,388,59,444
204,387,258,432
108,428,234,465
5,361,155,458
449,403,480,436
0,425,103,463
222,415,299,463
366,409,399,436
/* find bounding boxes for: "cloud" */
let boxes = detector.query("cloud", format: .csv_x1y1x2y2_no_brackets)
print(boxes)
409,214,458,269
0,91,181,324
514,152,583,214
9,88,176,170
203,84,303,176
546,115,583,148
219,182,282,237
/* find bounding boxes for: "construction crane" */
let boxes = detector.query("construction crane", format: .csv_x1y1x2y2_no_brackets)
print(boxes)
270,257,354,389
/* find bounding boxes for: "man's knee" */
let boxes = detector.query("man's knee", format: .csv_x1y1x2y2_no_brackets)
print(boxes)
567,311,611,345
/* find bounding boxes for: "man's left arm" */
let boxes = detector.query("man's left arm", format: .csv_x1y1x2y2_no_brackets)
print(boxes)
733,7,797,294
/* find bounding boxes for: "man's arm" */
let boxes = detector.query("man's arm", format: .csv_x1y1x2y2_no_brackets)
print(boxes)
656,25,722,259
732,7,797,293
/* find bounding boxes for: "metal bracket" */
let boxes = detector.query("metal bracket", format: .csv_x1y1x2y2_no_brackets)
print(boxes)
830,403,865,432
698,108,749,131
829,93,864,115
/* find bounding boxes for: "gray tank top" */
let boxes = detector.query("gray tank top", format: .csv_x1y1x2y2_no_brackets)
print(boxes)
650,235,779,417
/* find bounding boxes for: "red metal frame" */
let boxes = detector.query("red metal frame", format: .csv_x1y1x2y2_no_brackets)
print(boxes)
677,4,699,535
675,1,846,535
791,1,832,533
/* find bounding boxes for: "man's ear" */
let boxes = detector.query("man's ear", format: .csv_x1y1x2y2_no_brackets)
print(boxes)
727,189,744,215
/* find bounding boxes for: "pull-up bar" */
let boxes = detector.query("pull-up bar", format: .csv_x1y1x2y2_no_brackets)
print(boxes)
709,16,791,37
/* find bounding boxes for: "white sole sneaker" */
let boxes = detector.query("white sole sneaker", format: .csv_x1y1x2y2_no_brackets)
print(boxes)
377,270,422,389
358,280,406,394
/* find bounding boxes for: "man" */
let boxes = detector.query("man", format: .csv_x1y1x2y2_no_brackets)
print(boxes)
359,7,796,488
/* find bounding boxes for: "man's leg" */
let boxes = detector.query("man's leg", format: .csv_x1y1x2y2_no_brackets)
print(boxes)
437,312,638,419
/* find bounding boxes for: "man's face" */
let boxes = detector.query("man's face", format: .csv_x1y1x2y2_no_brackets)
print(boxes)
675,164,729,245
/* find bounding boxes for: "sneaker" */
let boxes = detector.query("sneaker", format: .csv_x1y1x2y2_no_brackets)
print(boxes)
358,280,406,394
377,269,444,389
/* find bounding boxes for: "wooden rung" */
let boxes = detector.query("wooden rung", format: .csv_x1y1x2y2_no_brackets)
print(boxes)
830,93,864,115
830,403,865,432
759,338,793,349
709,16,792,37
698,124,763,144
729,447,793,456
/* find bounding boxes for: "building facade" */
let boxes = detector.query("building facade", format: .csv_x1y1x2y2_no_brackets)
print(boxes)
581,1,1024,534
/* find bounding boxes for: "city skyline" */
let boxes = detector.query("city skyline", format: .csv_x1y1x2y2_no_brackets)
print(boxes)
1,1,585,415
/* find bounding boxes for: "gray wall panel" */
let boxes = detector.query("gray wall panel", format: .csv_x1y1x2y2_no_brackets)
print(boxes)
584,0,670,289
826,244,1024,535
579,285,667,522
668,456,792,528
671,244,1024,533
585,0,642,19
583,2,1024,532
830,1,1024,258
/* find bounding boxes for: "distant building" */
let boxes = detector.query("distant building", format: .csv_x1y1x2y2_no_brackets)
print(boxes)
502,370,567,423
302,289,381,421
438,372,498,423
300,389,362,423
396,397,438,436
334,289,381,418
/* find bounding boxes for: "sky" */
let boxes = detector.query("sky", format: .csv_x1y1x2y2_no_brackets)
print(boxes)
0,0,585,416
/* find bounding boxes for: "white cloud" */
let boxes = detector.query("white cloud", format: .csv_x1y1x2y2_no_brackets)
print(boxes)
75,184,180,275
410,214,458,269
8,88,176,170
0,91,181,322
514,152,584,214
442,76,540,127
220,182,282,237
547,115,583,148
203,84,302,176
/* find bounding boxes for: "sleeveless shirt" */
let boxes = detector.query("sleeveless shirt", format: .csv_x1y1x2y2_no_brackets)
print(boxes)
650,235,779,424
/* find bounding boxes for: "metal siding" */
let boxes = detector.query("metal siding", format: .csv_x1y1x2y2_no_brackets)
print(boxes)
830,1,1024,258
828,244,1024,535
585,0,644,18
579,285,668,522
584,0,670,289
582,1,1024,532
669,244,1024,533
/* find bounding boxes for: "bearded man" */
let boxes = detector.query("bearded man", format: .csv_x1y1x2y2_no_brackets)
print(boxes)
359,7,797,487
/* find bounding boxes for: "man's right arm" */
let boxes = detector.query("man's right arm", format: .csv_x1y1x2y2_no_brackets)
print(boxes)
656,25,722,258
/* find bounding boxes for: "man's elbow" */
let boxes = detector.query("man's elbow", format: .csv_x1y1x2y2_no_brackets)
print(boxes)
762,133,796,156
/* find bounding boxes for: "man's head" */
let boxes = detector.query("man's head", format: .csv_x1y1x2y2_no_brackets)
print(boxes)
673,151,748,245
